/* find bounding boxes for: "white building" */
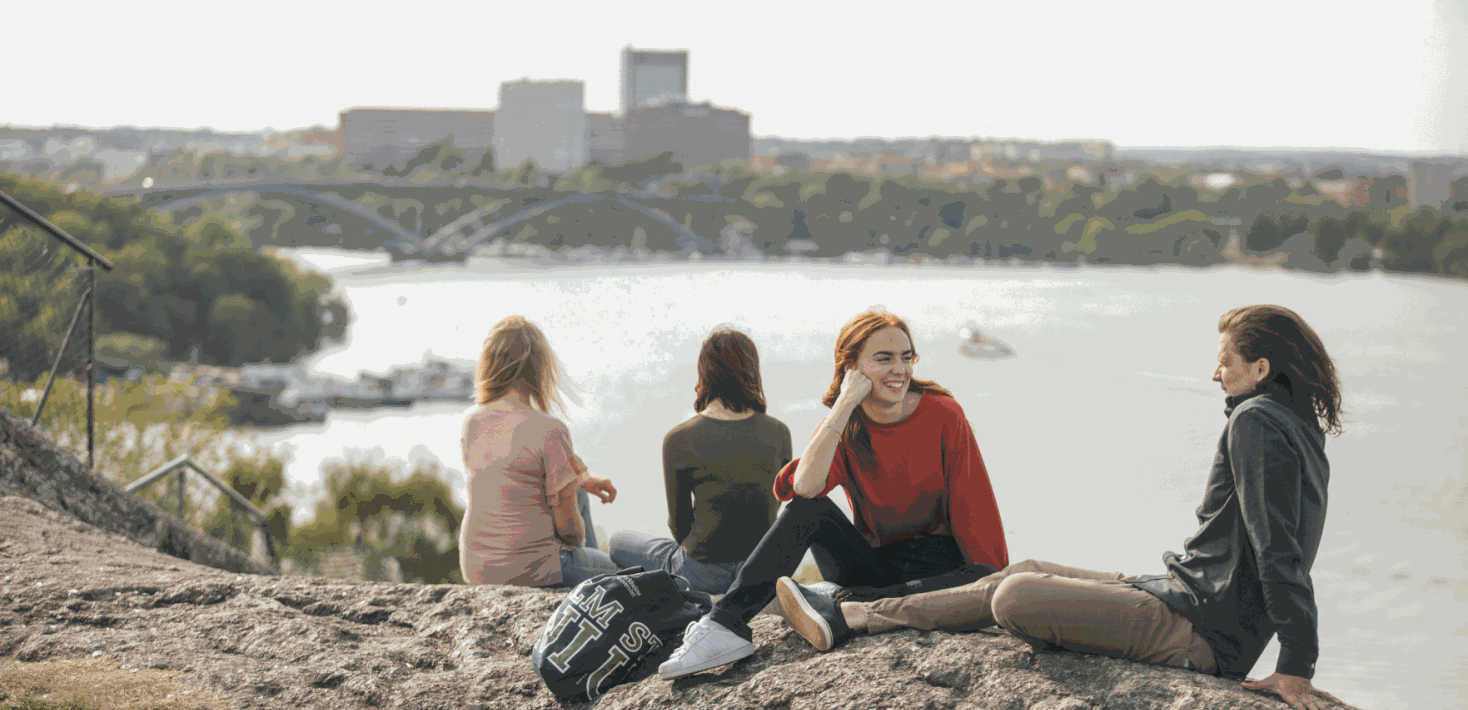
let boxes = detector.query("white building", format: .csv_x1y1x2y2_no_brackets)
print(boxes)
493,80,588,174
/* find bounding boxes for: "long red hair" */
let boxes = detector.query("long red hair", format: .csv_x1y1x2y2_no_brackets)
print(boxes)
822,310,951,472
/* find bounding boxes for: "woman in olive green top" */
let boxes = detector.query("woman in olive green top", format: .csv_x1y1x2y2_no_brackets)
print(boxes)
609,327,793,594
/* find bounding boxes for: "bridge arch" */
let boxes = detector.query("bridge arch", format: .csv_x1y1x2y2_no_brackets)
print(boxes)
115,183,718,258
120,184,421,246
422,193,714,256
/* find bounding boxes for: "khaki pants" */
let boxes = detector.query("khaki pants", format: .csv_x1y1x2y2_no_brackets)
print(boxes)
846,559,1217,673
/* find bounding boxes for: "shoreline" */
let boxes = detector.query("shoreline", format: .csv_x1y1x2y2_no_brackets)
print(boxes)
266,245,1468,294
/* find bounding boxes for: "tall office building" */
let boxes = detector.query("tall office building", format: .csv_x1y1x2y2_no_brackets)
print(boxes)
493,80,588,174
621,47,688,116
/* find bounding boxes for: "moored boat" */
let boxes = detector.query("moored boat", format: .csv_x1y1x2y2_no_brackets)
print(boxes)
958,322,1016,360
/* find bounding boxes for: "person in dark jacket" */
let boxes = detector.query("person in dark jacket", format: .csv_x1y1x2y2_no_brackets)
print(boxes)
773,305,1344,710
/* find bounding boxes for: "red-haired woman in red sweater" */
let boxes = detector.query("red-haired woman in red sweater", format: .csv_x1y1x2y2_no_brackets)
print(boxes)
660,309,1009,678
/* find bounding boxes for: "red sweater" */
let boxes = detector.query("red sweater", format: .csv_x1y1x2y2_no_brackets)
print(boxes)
773,393,1009,570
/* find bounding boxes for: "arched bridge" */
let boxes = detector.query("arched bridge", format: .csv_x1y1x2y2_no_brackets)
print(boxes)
112,181,420,247
110,181,715,260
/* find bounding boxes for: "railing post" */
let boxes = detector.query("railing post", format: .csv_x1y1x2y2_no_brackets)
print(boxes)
261,523,279,567
124,456,282,574
87,264,96,470
175,468,186,518
31,286,93,427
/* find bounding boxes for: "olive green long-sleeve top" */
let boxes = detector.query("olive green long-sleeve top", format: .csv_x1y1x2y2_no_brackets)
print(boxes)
662,413,792,563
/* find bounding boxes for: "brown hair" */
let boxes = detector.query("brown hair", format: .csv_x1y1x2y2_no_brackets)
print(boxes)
694,327,767,414
1218,305,1343,435
474,315,566,413
822,310,952,471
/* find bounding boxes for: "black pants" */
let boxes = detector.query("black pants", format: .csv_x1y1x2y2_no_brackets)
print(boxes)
707,496,995,637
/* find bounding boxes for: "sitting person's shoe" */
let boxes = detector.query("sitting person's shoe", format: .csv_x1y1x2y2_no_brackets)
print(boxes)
657,617,754,679
775,577,853,652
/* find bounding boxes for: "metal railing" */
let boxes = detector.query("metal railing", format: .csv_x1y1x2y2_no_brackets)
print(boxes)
124,455,281,571
0,188,115,470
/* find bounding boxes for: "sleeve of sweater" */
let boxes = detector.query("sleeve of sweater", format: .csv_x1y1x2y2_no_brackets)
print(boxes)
1228,407,1320,679
772,420,849,501
662,427,694,544
943,402,1009,570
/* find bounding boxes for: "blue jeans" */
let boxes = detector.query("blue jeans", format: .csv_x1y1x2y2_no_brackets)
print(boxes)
555,488,617,587
607,530,742,595
558,547,618,587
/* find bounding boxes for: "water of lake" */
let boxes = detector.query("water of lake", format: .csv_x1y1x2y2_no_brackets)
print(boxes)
254,248,1467,710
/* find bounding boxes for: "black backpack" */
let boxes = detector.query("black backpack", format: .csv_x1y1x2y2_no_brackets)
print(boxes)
530,567,712,702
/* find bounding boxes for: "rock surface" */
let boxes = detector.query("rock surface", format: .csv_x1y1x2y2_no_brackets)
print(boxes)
0,495,1360,710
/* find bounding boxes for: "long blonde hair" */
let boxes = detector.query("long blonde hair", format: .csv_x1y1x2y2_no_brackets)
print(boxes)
474,316,565,412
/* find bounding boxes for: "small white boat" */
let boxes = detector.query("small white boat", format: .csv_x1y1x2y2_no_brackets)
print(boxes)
958,322,1016,360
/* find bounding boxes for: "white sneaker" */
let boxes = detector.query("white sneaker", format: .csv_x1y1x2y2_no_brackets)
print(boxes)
657,617,754,678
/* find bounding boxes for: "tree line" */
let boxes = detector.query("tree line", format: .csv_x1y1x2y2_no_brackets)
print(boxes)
144,140,1468,280
1,174,349,377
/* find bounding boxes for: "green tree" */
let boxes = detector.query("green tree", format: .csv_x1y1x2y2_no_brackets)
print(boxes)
0,374,242,513
96,332,168,370
0,175,348,369
1431,219,1468,277
1381,210,1451,273
470,148,495,176
382,135,465,177
512,158,543,186
1312,215,1349,265
288,456,465,584
1244,178,1293,207
600,152,683,186
1244,209,1308,253
202,449,293,554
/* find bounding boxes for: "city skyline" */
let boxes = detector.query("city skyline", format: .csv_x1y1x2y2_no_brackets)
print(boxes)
10,0,1468,154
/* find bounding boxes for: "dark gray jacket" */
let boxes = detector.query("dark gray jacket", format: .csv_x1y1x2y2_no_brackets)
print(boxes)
1131,387,1329,679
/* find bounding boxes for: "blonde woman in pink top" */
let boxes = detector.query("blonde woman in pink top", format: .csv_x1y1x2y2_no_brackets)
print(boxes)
459,316,619,587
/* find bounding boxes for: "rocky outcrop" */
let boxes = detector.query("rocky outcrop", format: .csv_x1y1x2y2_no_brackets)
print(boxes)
0,405,272,576
0,495,1358,710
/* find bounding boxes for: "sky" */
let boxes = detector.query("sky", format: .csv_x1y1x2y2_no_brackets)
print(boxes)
9,0,1467,154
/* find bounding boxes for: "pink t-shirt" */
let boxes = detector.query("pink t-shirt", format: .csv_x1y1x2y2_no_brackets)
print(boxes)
459,405,586,586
